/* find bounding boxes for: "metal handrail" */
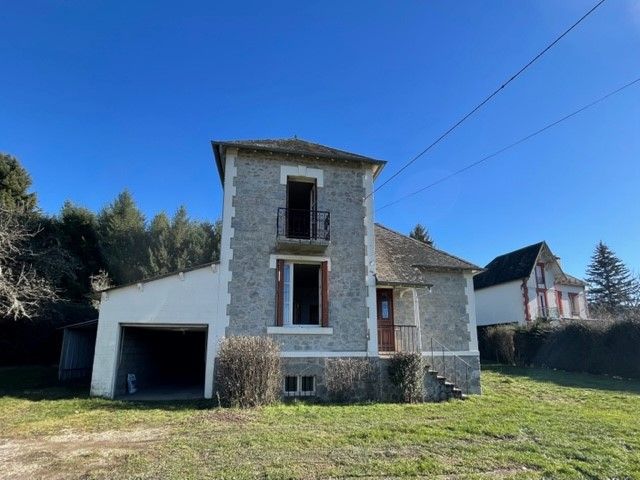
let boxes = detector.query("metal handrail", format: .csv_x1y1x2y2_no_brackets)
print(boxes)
428,336,472,395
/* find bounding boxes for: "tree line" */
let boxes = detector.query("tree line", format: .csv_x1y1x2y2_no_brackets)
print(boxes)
0,153,221,320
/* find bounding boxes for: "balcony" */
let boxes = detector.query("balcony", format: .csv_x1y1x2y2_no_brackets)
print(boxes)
538,307,560,320
378,325,420,353
276,208,330,253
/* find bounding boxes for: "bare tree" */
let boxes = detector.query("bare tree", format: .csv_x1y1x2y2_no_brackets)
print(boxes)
0,209,57,319
89,269,112,308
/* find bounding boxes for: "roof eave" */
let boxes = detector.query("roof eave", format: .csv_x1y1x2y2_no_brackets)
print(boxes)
212,140,387,182
376,280,434,288
474,276,527,290
101,261,221,293
212,141,225,186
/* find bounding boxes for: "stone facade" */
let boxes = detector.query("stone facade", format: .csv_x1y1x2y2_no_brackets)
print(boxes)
226,150,371,352
418,272,473,351
280,356,479,402
389,273,475,351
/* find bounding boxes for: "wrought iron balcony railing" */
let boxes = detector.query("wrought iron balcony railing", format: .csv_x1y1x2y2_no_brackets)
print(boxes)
277,208,330,241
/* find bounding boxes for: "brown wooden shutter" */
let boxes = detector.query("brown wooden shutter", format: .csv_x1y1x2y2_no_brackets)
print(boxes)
275,259,284,326
321,261,329,327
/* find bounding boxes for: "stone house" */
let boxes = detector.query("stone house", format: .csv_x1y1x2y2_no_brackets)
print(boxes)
474,241,589,327
88,139,482,401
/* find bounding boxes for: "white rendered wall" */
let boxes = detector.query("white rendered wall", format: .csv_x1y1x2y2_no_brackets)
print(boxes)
475,280,525,326
556,284,588,319
90,265,220,399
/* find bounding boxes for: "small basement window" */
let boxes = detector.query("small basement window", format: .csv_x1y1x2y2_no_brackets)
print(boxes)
284,375,316,397
284,375,298,394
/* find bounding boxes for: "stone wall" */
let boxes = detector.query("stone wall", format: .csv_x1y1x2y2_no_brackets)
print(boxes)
227,151,371,352
417,272,472,352
279,356,478,402
392,288,416,327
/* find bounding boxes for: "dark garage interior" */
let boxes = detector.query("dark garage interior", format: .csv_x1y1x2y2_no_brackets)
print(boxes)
115,325,207,399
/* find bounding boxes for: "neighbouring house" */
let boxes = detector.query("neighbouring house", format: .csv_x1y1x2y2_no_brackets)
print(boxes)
87,139,482,401
474,241,589,327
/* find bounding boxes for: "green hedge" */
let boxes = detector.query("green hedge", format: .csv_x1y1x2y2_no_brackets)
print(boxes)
479,319,640,379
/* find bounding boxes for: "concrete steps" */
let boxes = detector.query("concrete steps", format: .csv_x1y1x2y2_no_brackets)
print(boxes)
427,368,465,402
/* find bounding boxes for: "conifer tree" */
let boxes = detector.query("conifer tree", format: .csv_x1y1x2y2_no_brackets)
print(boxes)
57,201,105,300
98,190,148,284
586,241,636,314
0,153,37,212
409,223,434,246
147,212,172,276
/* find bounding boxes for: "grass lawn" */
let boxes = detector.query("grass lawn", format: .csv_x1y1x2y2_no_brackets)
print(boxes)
1,365,639,479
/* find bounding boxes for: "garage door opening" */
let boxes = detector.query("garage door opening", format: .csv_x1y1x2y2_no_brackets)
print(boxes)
115,325,207,400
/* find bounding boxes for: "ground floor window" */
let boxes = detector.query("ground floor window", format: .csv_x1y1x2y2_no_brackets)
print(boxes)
569,293,580,316
283,375,316,397
556,291,564,316
537,289,548,316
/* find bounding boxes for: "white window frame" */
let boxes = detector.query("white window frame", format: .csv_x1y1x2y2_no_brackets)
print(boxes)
569,293,580,317
283,375,316,397
282,260,322,328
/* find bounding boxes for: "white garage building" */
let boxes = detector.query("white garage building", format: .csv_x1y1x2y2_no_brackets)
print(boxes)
90,263,221,399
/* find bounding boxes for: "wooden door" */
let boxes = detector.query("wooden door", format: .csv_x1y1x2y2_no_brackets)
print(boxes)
377,289,395,352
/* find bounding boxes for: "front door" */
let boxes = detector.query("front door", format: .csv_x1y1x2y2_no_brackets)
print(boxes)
377,289,395,352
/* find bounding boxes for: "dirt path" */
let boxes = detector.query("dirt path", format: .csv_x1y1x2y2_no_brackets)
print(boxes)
0,428,165,479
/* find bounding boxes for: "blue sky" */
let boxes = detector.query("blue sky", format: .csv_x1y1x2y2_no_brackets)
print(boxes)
1,0,639,277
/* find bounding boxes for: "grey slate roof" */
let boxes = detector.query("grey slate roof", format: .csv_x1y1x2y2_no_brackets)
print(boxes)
473,242,543,290
212,138,386,183
375,224,481,286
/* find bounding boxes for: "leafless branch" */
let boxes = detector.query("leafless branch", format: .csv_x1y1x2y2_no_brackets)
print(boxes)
0,208,57,319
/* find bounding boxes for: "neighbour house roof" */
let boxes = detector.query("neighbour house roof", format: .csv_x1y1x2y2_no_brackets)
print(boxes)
374,224,481,286
473,241,587,290
212,138,386,184
473,242,544,290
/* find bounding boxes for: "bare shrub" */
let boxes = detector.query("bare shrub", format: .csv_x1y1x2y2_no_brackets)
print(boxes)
388,352,424,403
325,358,378,403
215,336,281,408
480,325,516,364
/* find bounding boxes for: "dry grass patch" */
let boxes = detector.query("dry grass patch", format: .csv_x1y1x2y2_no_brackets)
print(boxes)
1,365,639,479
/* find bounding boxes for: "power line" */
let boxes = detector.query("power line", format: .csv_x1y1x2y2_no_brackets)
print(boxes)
369,0,608,198
376,76,640,212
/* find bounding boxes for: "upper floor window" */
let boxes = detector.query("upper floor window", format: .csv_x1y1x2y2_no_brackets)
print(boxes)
535,263,546,287
286,179,316,239
276,259,329,327
276,178,330,242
